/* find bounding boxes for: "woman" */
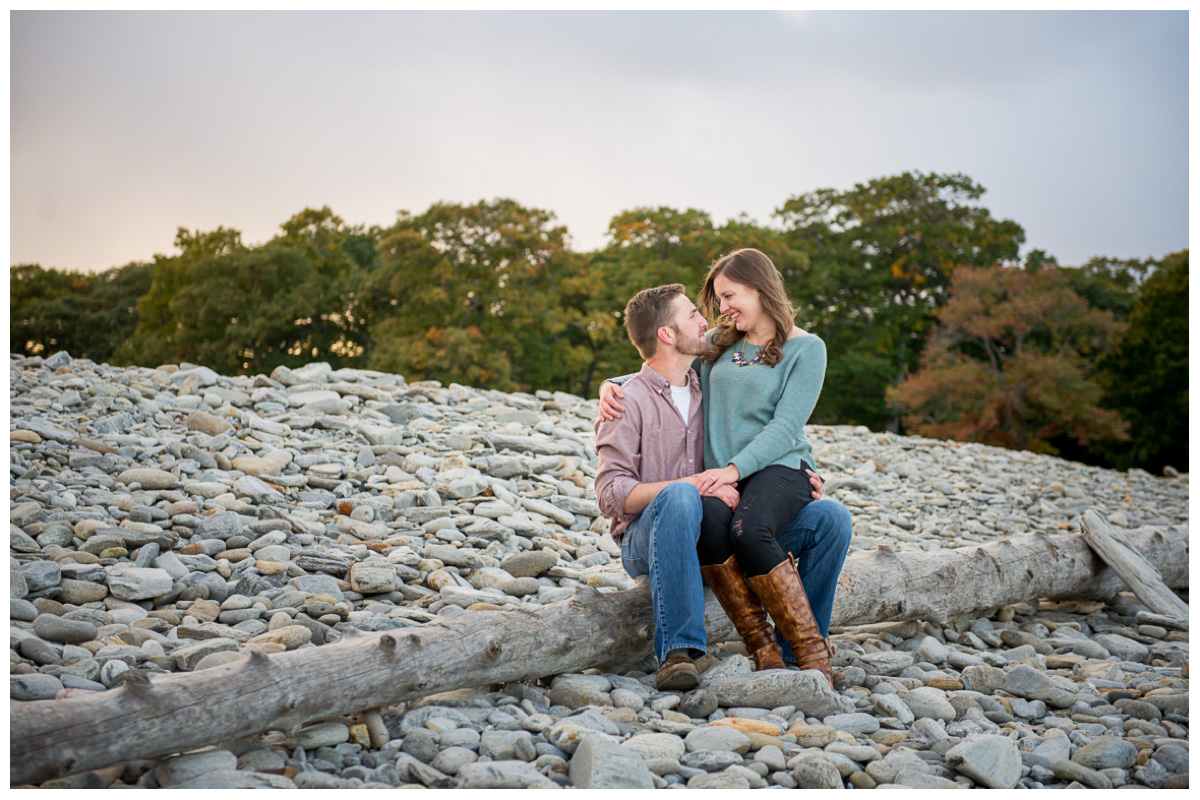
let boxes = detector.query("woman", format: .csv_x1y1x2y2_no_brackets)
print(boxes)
601,248,837,686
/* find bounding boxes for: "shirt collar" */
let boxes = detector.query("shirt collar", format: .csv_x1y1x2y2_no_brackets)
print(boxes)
640,361,699,393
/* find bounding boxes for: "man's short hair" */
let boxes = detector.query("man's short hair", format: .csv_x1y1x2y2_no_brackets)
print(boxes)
624,283,686,360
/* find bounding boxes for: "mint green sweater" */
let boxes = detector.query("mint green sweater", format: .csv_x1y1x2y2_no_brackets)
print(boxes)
699,332,826,478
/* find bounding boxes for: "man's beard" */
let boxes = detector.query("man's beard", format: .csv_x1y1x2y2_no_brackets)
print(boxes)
673,325,712,357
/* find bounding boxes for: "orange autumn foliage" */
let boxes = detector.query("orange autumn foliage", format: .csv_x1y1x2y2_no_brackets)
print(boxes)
888,266,1128,455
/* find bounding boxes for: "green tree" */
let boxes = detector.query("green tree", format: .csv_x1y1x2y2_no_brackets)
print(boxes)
118,210,375,372
1061,255,1152,322
11,264,79,355
888,265,1128,455
778,172,1026,430
11,261,153,362
364,199,579,390
1091,250,1188,473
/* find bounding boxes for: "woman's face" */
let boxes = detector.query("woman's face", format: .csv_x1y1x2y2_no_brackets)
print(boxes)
712,273,762,333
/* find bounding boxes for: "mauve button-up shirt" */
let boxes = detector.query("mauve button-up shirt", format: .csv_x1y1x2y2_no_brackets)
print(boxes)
593,362,704,545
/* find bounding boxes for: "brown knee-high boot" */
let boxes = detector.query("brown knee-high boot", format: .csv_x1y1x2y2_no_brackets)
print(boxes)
747,555,834,688
700,555,786,671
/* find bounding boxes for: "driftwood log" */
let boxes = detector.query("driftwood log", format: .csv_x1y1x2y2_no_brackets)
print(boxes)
1080,510,1190,624
11,524,1188,785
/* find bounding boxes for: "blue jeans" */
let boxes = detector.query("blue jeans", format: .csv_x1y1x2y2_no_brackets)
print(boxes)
620,482,708,662
774,499,853,663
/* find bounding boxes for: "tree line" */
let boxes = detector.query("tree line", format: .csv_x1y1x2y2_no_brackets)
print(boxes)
10,172,1188,475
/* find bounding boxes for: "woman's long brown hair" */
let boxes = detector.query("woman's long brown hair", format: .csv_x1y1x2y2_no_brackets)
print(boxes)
699,248,798,367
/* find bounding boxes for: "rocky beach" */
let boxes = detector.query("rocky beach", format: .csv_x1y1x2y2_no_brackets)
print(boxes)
9,352,1189,789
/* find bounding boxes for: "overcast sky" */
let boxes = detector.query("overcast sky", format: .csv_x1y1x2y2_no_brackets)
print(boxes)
9,10,1189,273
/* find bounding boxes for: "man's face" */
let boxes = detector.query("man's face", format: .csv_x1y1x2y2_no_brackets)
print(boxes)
668,294,711,357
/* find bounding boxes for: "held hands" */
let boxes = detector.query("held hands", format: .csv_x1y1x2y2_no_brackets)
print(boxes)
696,465,740,491
681,474,740,510
707,483,740,510
598,383,625,422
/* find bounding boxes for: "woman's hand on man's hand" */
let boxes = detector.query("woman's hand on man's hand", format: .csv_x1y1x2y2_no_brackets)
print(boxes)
680,475,740,509
696,465,739,491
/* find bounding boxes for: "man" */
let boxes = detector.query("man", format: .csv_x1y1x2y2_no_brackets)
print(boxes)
593,284,720,690
594,284,852,689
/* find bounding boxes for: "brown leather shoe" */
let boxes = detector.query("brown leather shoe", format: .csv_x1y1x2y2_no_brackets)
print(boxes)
701,555,786,671
747,555,834,689
656,654,700,691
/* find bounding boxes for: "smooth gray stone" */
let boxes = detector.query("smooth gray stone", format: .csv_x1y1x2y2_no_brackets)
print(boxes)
60,674,106,691
903,686,957,722
174,769,296,789
11,526,41,553
1053,759,1114,789
1071,738,1138,771
682,749,743,772
1134,757,1169,789
894,768,962,789
570,733,655,788
11,673,65,701
822,712,881,735
1002,664,1077,708
36,523,76,548
10,597,39,622
853,651,914,676
431,746,478,776
479,730,537,762
32,613,98,643
792,753,844,789
548,674,612,709
873,692,915,724
401,729,440,763
1152,744,1188,774
706,669,842,717
289,574,344,599
1092,633,1150,663
1031,734,1072,764
945,734,1021,789
456,760,552,789
195,512,244,540
683,725,750,754
106,565,172,601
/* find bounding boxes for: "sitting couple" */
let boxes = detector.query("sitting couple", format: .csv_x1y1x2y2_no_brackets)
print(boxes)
594,248,851,691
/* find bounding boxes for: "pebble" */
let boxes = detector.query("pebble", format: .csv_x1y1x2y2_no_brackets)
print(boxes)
569,734,655,788
945,734,1022,788
1071,737,1139,770
684,725,750,754
31,614,97,644
903,686,958,721
792,752,845,789
7,353,1190,790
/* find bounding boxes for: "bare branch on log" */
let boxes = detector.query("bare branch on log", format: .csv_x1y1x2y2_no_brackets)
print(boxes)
1079,510,1190,621
10,524,1187,785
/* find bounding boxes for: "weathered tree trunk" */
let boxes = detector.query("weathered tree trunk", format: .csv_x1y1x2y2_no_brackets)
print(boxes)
1079,510,1190,622
831,524,1187,627
10,524,1188,785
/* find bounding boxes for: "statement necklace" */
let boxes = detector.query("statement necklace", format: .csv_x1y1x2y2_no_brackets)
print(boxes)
732,337,767,367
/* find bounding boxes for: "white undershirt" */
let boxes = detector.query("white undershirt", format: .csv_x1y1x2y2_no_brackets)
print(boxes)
669,383,691,423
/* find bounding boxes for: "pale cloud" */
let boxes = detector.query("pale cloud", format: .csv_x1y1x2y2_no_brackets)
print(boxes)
9,10,1188,271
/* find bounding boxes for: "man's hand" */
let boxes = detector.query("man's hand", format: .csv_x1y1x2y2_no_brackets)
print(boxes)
707,483,740,510
598,383,625,422
806,468,824,501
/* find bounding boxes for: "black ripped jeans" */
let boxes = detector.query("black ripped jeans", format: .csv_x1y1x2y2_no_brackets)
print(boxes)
696,463,816,577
